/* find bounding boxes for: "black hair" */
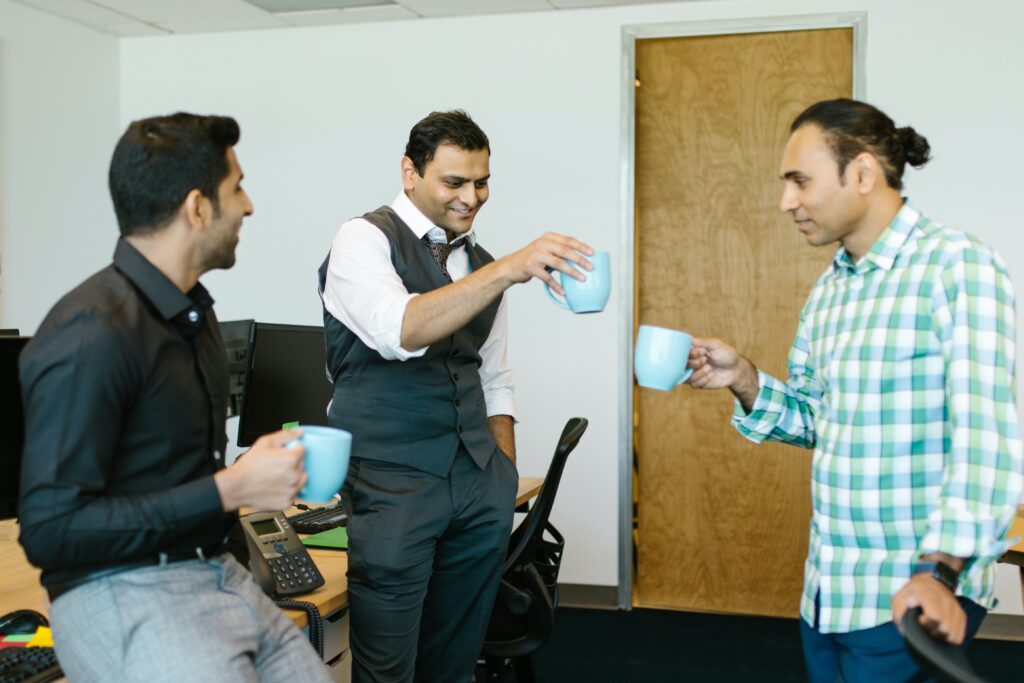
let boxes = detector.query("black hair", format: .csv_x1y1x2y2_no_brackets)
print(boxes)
109,112,240,236
791,99,931,190
404,110,490,176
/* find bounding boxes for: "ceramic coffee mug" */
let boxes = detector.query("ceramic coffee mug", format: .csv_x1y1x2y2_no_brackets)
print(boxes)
545,251,611,314
288,425,352,503
634,325,694,391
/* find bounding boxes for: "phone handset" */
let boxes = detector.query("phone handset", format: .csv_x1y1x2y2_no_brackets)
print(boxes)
240,510,325,596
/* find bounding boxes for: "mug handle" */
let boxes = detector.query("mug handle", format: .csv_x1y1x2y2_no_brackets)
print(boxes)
676,366,694,386
544,268,571,310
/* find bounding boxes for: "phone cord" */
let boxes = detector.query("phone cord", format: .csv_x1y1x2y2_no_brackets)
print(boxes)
274,598,324,659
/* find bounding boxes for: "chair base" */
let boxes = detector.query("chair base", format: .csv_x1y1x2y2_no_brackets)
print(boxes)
477,655,536,683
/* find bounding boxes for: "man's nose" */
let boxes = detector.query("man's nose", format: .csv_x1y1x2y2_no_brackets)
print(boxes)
778,185,798,213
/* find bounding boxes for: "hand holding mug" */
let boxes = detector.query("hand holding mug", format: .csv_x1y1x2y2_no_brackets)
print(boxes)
498,232,594,294
286,425,352,503
545,251,611,314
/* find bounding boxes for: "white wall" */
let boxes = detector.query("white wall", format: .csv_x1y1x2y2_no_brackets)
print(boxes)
115,0,1024,594
5,0,1020,598
0,0,119,332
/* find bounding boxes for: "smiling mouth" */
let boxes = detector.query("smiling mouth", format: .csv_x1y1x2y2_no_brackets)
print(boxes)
449,206,475,218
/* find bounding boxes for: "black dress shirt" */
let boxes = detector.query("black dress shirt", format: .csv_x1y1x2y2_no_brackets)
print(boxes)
18,239,233,586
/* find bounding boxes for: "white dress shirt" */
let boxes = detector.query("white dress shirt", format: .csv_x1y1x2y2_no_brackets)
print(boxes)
323,191,516,419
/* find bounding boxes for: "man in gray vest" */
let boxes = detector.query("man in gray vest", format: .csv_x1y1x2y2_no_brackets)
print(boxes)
318,110,592,682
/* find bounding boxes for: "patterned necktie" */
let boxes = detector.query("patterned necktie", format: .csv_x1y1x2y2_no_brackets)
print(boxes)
422,235,466,282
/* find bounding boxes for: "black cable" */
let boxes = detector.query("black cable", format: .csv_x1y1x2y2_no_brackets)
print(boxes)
274,598,324,660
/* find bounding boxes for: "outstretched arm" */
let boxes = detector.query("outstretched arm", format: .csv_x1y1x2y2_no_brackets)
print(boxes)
400,232,593,350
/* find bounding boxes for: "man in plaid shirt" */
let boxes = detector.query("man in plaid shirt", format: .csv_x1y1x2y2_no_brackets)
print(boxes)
688,99,1023,682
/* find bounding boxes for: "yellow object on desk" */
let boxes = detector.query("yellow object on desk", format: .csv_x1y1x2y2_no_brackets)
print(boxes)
26,626,53,648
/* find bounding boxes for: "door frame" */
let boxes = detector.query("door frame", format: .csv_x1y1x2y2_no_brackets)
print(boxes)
617,12,868,610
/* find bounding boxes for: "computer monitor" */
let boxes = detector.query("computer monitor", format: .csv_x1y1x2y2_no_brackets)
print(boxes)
219,319,254,418
0,337,30,520
236,323,333,447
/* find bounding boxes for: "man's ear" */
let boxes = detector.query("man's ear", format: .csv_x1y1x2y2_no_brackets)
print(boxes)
853,152,879,195
401,156,419,192
182,188,209,231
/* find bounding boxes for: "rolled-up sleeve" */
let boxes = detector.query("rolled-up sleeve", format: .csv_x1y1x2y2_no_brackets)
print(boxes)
732,318,820,449
322,218,427,361
479,294,516,420
919,247,1024,564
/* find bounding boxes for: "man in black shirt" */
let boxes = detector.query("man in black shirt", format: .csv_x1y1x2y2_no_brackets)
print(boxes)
18,113,331,682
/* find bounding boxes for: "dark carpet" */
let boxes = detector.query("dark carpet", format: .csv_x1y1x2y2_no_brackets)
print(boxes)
529,607,1024,682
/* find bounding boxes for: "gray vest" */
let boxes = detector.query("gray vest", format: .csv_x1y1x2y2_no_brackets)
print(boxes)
317,206,502,476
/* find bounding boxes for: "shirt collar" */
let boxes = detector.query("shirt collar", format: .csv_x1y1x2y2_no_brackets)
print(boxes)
113,238,214,322
832,199,919,274
391,191,478,247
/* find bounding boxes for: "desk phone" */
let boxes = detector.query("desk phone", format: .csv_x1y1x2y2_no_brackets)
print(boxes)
240,511,325,596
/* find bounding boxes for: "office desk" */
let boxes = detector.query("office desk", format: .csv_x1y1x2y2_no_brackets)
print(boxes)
280,475,544,628
0,475,546,628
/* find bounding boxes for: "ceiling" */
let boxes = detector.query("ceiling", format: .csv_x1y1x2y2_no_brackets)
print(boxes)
12,0,684,36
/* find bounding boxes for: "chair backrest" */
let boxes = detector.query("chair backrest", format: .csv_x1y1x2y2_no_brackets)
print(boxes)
900,607,988,683
502,417,588,577
482,417,588,658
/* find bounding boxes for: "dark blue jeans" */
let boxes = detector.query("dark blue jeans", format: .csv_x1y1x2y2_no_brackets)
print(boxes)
800,592,987,683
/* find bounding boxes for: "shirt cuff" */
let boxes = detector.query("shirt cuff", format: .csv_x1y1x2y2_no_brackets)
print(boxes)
485,388,517,422
918,504,1017,568
187,475,231,523
376,293,428,361
730,370,778,443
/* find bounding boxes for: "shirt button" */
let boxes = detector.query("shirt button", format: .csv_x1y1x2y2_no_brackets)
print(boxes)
458,425,464,433
451,349,459,357
187,309,200,323
455,399,461,407
453,372,460,381
213,450,222,461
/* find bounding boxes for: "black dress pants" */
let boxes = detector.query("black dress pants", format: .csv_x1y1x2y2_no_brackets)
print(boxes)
341,446,518,683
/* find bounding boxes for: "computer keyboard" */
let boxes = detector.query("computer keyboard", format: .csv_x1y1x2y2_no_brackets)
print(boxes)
287,502,348,535
0,647,62,683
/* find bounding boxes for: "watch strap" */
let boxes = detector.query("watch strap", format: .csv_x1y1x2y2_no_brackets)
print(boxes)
913,560,959,592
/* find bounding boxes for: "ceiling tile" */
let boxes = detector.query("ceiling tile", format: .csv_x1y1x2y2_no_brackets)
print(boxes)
397,0,553,18
10,0,158,33
244,0,396,11
276,4,417,25
549,0,679,7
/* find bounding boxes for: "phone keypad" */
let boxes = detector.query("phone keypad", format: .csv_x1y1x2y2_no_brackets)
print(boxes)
268,554,323,595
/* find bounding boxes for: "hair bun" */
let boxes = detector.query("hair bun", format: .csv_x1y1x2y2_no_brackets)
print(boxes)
897,126,931,167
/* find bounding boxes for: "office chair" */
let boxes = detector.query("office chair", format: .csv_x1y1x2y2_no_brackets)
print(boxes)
480,417,589,683
899,607,989,683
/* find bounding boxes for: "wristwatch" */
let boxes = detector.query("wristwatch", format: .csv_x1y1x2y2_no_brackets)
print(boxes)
913,560,959,593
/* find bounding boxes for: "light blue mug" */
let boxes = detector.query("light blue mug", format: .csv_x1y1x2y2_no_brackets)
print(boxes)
545,251,611,314
288,425,352,503
634,325,693,391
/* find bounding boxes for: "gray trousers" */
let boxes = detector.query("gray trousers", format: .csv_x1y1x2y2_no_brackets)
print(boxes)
342,447,518,683
49,553,332,683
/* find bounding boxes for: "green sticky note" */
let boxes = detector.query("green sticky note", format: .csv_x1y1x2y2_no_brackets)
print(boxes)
301,526,348,550
282,421,300,430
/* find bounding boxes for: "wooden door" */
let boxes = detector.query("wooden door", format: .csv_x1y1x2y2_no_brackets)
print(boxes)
634,29,852,616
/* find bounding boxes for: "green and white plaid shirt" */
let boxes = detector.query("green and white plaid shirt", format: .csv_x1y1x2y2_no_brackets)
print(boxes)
733,201,1024,634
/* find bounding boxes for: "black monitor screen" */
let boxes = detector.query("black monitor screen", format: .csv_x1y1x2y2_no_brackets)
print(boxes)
0,337,30,520
219,319,253,418
236,323,333,447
